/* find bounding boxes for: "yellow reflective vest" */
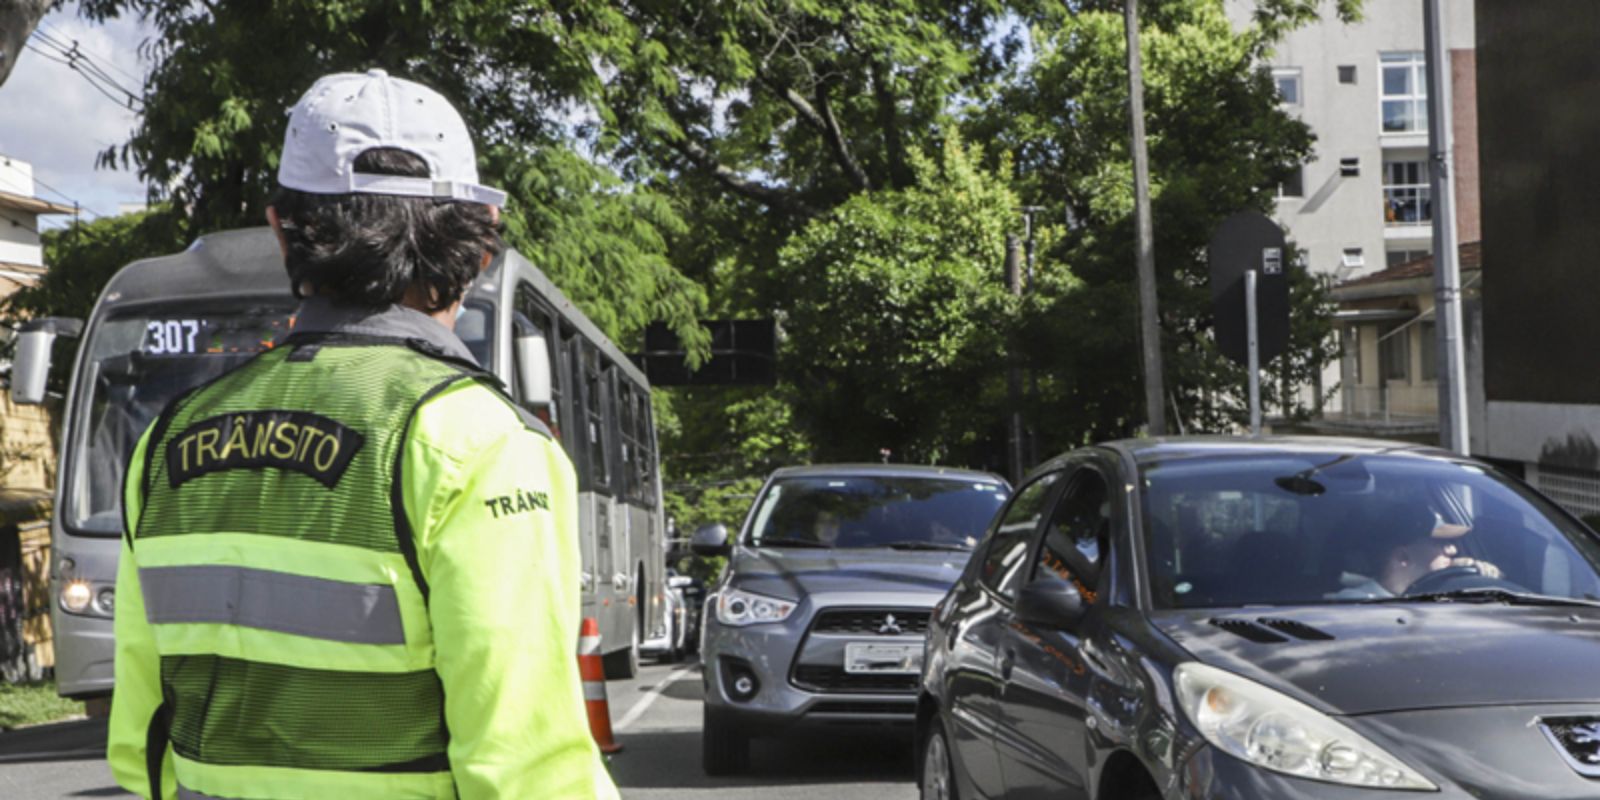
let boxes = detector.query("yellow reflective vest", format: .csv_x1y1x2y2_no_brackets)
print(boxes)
108,337,620,799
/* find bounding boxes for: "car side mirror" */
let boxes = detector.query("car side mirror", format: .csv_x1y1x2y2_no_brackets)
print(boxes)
1016,580,1088,629
11,317,83,405
668,575,693,589
690,523,731,557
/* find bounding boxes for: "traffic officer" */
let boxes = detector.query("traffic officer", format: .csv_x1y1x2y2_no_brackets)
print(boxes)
106,70,620,799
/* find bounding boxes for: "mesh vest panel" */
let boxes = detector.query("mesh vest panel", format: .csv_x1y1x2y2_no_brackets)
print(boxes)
137,341,474,775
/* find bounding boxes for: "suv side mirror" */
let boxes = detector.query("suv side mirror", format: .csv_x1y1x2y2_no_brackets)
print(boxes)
11,317,83,405
1016,580,1087,629
690,523,731,557
513,328,553,410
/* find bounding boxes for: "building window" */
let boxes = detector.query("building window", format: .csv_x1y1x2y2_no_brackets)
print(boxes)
1278,166,1304,198
1342,248,1365,269
1383,160,1432,225
1380,325,1410,382
1381,52,1428,133
1273,68,1302,105
1419,321,1437,381
1386,248,1429,268
1338,65,1357,84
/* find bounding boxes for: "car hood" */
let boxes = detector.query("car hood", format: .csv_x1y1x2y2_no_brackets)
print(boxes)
726,546,967,603
1152,603,1600,715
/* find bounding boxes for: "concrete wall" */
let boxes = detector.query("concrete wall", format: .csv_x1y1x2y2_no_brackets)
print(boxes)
0,394,55,492
1227,0,1477,279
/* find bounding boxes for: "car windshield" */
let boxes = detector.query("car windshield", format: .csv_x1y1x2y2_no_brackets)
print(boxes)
745,475,1008,551
1141,452,1600,609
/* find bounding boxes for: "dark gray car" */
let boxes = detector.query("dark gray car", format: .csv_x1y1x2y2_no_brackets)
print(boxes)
919,437,1600,799
692,464,1009,775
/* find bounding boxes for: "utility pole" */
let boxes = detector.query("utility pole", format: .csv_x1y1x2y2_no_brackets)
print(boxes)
1124,0,1167,436
1424,0,1469,454
1005,235,1026,484
1020,205,1045,467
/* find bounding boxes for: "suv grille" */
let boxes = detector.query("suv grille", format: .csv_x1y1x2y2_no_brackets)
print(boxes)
810,609,931,636
792,665,919,693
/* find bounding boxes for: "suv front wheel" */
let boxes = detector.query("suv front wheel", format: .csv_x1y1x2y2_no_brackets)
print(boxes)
702,706,750,775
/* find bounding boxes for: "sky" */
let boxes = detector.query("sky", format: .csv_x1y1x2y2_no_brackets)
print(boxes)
0,4,153,229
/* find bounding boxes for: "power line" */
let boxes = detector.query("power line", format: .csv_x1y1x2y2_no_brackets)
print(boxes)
24,33,143,111
25,174,103,221
37,21,144,85
31,28,143,103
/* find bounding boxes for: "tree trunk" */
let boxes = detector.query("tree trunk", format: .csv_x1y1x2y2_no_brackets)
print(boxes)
0,0,55,88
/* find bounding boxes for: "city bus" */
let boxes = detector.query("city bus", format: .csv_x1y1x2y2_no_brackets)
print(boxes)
10,227,667,697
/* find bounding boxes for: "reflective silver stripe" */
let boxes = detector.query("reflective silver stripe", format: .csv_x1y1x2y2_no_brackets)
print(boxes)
584,682,608,702
178,786,233,800
140,565,406,645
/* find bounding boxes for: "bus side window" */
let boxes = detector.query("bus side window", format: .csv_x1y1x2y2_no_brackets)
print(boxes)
617,380,637,503
636,388,656,508
583,344,611,493
564,331,588,482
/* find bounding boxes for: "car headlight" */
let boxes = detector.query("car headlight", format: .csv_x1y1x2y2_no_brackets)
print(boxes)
1175,662,1435,791
715,588,796,627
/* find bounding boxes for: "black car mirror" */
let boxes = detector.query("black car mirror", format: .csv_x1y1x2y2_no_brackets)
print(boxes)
1016,580,1088,629
691,523,732,556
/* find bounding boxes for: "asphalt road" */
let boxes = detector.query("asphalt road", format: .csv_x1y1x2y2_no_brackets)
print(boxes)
0,656,920,799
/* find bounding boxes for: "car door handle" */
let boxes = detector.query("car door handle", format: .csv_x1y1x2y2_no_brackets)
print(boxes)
999,649,1016,681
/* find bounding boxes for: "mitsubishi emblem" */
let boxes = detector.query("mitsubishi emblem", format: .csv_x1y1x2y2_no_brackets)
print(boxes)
878,613,903,635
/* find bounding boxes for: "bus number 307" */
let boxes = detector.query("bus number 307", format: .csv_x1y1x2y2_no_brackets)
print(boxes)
146,319,201,355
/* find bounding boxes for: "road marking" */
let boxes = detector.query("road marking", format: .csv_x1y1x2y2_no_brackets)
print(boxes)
614,663,698,732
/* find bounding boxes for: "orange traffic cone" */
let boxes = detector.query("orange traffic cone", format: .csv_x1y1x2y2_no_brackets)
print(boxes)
578,617,623,754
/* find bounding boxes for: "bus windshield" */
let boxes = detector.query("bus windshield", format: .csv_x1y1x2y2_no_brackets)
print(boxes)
65,305,296,536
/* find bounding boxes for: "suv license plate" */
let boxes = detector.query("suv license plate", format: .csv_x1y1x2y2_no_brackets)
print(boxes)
844,642,923,674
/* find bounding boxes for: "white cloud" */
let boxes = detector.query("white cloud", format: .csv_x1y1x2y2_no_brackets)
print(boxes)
0,4,153,228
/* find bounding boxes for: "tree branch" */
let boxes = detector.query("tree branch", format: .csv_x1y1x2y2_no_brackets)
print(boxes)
756,74,871,191
663,123,818,218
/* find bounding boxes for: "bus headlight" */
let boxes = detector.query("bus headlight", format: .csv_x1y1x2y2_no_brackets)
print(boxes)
61,580,93,614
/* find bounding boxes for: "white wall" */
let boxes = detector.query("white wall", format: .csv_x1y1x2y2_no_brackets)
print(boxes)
0,156,46,269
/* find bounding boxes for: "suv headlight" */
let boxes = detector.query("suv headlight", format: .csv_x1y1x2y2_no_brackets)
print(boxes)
715,588,796,627
1175,662,1435,791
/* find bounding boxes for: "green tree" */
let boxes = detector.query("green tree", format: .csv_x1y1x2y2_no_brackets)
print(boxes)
978,0,1338,443
778,135,1060,465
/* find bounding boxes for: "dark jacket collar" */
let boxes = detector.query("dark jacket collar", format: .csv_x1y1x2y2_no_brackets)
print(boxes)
279,296,479,366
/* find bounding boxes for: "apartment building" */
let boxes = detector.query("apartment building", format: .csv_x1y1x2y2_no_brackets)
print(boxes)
1227,0,1479,279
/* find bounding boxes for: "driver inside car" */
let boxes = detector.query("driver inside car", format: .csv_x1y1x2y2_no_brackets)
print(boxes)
1331,502,1502,599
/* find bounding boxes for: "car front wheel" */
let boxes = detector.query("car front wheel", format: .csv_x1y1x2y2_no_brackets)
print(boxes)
921,718,957,800
702,706,750,775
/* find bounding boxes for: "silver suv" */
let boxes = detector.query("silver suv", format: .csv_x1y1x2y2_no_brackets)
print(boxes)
691,464,1009,775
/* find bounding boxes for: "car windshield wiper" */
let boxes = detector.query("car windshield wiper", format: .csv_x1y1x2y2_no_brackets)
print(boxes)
752,537,832,549
1359,588,1600,609
874,541,973,552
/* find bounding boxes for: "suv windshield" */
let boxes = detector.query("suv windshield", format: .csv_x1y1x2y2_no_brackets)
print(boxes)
746,475,1007,550
65,304,297,535
1142,453,1600,609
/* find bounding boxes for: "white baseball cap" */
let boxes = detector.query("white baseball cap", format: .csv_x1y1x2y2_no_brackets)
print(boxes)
278,69,506,206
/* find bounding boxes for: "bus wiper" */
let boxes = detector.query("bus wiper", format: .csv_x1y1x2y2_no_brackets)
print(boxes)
754,537,832,549
1361,588,1600,609
877,541,973,552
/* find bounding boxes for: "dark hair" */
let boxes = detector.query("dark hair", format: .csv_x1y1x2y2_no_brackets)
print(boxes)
269,148,502,312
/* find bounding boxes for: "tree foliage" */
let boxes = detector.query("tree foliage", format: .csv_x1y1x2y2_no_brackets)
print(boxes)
51,0,1362,524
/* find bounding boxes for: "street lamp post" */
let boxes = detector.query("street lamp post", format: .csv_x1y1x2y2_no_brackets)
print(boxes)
1123,0,1168,436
